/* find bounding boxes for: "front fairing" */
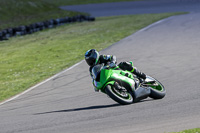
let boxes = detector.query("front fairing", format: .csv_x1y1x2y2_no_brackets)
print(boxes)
92,65,135,92
110,71,135,91
92,64,107,90
93,68,112,90
92,64,104,80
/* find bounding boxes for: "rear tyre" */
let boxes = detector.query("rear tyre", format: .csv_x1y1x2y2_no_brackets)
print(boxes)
147,76,166,99
105,84,133,105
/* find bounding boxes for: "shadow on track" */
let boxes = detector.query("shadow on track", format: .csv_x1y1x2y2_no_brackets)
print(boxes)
34,103,121,115
34,99,154,115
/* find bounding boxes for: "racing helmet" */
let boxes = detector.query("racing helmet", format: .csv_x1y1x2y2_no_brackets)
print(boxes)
85,49,100,66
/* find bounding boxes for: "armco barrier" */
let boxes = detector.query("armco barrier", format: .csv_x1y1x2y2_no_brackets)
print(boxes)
0,15,95,41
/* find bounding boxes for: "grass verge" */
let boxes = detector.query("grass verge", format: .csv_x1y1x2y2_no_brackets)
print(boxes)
44,0,141,6
171,128,200,133
0,12,185,102
0,0,140,30
0,0,82,30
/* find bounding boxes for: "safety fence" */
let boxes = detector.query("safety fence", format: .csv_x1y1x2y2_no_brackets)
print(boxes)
0,15,95,41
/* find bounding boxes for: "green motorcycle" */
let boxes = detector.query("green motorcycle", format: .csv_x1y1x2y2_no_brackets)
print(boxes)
92,63,166,105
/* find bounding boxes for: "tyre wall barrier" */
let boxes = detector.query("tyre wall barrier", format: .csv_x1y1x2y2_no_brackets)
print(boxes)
0,15,95,41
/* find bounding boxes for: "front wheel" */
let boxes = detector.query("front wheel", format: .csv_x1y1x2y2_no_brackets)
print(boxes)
105,84,133,105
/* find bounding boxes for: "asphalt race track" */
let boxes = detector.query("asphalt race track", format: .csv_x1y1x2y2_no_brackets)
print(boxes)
1,1,200,133
60,0,200,17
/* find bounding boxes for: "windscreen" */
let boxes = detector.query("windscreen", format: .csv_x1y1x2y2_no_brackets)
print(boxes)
92,64,103,80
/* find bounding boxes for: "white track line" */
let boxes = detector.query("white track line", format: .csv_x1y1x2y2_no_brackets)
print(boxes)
0,60,84,106
0,16,173,106
137,18,169,33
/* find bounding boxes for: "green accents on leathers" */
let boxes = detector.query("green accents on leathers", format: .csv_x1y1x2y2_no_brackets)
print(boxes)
129,61,135,73
95,51,100,65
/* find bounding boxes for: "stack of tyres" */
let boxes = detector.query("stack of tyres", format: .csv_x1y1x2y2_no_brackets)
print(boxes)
0,15,95,41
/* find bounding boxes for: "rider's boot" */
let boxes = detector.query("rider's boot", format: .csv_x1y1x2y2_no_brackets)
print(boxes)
118,61,146,81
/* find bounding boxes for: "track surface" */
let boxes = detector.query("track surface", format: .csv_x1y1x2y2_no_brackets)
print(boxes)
60,0,200,17
1,1,200,133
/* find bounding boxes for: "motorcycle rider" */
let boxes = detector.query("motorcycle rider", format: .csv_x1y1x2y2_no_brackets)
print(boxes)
85,49,146,81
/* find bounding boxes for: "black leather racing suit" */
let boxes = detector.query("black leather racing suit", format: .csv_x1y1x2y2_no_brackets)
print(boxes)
89,55,117,77
89,55,146,79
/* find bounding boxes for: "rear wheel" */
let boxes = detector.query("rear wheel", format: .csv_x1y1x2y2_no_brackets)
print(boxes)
105,84,133,105
146,76,166,99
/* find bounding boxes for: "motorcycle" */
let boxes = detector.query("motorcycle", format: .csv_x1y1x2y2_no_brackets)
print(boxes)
92,63,166,105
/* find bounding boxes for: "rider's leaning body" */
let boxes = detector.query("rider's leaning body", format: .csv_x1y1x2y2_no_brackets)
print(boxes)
85,49,146,81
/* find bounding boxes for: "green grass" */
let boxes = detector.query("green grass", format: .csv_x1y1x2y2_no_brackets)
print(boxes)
0,0,82,30
43,0,140,6
171,128,200,133
0,0,139,30
0,12,185,102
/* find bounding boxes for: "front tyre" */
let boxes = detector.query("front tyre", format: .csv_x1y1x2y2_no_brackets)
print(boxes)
105,84,133,105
